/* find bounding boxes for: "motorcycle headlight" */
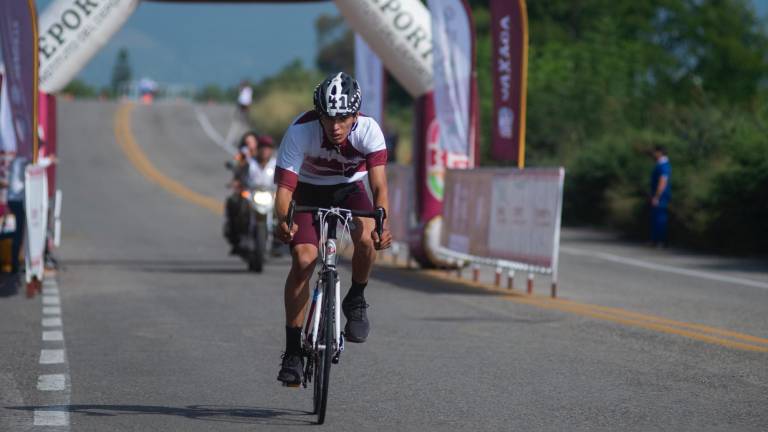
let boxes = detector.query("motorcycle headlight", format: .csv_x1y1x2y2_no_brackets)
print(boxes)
253,191,273,206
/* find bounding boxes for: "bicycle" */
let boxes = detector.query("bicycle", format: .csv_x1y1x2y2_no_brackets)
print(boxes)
285,200,385,425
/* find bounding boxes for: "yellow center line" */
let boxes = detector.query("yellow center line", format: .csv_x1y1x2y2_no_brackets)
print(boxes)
421,265,768,353
113,103,223,215
114,102,767,353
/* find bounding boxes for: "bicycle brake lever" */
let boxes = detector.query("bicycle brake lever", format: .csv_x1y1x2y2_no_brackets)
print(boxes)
287,200,296,230
375,207,386,239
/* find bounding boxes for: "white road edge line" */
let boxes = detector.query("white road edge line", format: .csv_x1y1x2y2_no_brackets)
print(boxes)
37,374,66,391
33,409,69,426
42,317,63,328
42,296,60,305
42,330,64,341
40,349,66,364
193,105,236,156
560,246,768,290
43,306,61,315
37,276,71,431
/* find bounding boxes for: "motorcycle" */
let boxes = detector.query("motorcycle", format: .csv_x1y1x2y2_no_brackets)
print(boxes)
224,161,276,272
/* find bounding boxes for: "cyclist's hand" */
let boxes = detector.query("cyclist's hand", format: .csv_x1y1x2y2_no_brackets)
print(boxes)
276,221,298,244
371,227,393,250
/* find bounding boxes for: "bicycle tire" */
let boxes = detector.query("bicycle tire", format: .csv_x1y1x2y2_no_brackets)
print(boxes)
316,270,335,424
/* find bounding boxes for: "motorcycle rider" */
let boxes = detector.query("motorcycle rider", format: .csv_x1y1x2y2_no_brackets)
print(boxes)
247,134,276,189
225,132,275,253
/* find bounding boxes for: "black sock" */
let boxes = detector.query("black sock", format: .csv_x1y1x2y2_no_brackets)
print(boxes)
346,280,368,300
285,326,302,354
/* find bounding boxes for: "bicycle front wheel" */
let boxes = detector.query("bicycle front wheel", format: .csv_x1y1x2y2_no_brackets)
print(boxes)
315,270,335,424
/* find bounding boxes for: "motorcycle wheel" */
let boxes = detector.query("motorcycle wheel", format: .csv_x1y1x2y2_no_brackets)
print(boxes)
248,222,267,273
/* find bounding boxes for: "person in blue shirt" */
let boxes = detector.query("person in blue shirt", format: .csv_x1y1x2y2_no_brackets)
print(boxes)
650,145,671,247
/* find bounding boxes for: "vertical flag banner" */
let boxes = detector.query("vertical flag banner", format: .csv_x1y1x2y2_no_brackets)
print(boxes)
0,0,39,160
354,34,385,125
418,0,476,265
490,0,528,166
38,0,140,93
428,0,473,161
38,92,57,197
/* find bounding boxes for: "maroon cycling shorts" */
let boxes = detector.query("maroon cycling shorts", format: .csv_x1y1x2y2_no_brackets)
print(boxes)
290,181,374,248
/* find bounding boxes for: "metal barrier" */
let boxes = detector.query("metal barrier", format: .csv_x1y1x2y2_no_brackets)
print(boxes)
438,168,565,297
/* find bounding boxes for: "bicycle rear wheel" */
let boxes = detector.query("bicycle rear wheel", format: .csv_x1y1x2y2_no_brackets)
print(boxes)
315,271,335,424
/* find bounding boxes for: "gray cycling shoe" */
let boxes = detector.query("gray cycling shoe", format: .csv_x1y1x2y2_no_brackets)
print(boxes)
342,295,370,343
277,352,303,386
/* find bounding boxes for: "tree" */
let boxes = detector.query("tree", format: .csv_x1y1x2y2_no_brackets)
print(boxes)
61,79,97,98
315,14,354,74
111,48,132,96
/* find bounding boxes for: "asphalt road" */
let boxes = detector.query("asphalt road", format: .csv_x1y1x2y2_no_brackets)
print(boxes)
1,100,766,431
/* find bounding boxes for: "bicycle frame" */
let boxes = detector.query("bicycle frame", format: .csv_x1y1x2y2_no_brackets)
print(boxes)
303,210,347,362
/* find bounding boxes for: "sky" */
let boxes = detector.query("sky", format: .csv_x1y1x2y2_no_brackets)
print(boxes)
32,0,768,90
35,0,338,89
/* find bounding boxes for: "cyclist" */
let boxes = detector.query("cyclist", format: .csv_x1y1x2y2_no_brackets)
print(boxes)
274,72,393,385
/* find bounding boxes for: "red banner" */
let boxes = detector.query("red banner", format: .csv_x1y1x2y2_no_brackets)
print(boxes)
490,0,528,166
39,93,57,197
0,0,39,161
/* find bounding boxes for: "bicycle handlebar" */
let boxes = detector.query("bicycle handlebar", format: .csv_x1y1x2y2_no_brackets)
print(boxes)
286,200,386,239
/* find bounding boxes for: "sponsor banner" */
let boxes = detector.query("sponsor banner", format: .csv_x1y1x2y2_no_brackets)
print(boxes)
354,34,385,125
441,168,564,270
0,0,39,159
38,0,140,93
335,0,433,97
38,93,57,197
0,74,16,213
490,0,528,166
25,165,48,283
427,0,473,159
385,164,414,242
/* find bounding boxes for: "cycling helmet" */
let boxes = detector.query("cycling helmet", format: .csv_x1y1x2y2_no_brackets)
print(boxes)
313,72,361,117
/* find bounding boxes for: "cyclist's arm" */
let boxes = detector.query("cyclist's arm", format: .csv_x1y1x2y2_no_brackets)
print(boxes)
368,164,389,218
275,186,293,222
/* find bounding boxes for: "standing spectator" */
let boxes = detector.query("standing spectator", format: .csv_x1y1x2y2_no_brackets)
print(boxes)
5,156,27,273
237,80,253,123
650,145,671,247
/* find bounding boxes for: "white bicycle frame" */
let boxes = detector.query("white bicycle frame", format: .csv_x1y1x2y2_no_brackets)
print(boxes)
307,209,351,357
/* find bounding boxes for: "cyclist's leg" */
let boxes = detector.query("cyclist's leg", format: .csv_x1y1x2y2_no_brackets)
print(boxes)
341,181,376,342
346,181,377,284
350,217,377,284
284,243,318,327
278,218,318,385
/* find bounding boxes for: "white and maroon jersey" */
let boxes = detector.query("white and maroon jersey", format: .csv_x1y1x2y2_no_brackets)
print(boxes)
275,111,387,191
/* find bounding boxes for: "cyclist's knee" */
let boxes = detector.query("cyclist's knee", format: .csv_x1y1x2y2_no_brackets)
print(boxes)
291,244,318,274
354,235,376,257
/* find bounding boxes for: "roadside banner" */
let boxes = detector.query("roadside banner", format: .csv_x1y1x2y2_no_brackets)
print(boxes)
0,0,39,159
25,165,48,284
0,73,15,219
490,0,528,166
354,34,385,125
441,168,565,278
408,0,476,265
427,0,475,162
38,92,57,197
335,0,433,98
385,164,414,243
38,0,140,93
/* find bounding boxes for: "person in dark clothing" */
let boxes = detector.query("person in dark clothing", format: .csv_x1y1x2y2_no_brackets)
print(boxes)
650,145,671,247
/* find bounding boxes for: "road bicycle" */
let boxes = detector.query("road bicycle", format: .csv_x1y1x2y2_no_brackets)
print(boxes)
285,200,384,425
